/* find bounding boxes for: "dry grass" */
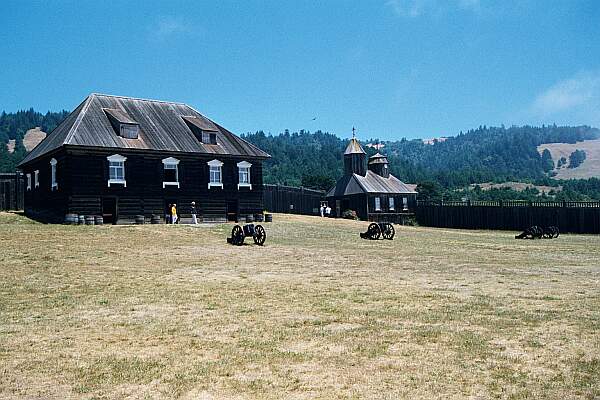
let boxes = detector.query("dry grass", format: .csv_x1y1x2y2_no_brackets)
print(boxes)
538,139,600,179
5,128,46,154
1,212,599,399
470,182,560,194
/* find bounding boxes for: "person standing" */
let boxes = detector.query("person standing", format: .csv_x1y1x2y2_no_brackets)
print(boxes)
320,204,325,217
325,205,332,218
190,201,198,225
171,203,178,224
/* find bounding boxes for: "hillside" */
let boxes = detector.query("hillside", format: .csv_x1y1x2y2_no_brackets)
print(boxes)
243,125,600,189
6,127,47,153
538,139,600,179
0,109,68,171
2,106,600,200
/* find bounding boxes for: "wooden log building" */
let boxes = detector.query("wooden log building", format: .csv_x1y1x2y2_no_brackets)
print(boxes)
326,134,416,221
17,93,270,223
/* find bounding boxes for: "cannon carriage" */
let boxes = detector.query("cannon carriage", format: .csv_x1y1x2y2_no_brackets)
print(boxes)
515,225,559,239
360,222,395,240
227,223,267,246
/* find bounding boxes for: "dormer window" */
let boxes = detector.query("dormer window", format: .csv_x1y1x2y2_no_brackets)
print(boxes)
50,158,58,190
162,157,180,188
202,131,218,145
104,108,139,139
120,124,139,139
237,161,252,190
207,159,223,189
182,116,219,145
107,154,127,187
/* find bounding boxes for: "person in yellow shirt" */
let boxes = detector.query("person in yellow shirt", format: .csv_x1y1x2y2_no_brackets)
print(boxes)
171,203,178,224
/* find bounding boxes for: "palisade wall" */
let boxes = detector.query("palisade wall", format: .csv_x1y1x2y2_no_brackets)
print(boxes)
263,184,325,215
416,200,600,234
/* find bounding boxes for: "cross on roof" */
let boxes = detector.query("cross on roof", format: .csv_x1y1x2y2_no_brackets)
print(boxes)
352,127,356,139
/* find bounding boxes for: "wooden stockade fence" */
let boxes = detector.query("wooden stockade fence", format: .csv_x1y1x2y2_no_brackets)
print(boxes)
0,173,25,211
263,184,325,215
416,200,600,234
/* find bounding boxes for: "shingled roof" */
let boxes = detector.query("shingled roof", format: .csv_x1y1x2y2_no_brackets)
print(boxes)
368,152,389,164
326,171,416,197
19,93,269,167
344,137,366,155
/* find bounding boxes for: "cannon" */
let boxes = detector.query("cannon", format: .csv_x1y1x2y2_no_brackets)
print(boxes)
515,225,559,239
360,222,395,240
227,223,266,246
543,226,560,238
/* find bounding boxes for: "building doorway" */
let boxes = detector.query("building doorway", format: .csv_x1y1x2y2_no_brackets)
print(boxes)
227,200,238,222
102,197,118,224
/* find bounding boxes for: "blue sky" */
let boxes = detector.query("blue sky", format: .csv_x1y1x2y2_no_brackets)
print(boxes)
2,0,600,140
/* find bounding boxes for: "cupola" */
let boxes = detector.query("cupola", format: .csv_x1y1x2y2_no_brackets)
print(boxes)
368,152,390,178
343,128,366,176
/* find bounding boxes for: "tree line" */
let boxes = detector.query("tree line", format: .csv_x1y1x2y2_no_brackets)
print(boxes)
0,108,69,171
2,107,600,201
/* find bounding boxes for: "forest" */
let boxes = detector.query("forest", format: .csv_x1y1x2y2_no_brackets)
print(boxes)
0,108,69,171
2,108,600,200
241,125,600,200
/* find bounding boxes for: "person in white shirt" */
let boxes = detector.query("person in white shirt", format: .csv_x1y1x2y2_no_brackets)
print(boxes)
190,201,198,224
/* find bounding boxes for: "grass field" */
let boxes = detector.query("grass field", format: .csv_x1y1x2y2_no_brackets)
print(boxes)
1,212,599,399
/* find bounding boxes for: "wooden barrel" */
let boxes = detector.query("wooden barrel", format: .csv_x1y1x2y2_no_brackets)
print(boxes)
254,213,264,222
151,214,161,224
78,215,86,225
245,214,254,223
65,213,78,225
265,213,273,222
85,215,95,225
94,216,104,225
135,215,145,225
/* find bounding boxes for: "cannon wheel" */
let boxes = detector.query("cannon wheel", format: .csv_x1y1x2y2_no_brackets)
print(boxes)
530,225,542,239
231,225,245,246
253,224,266,246
543,227,553,239
367,223,381,240
381,223,395,240
552,226,560,238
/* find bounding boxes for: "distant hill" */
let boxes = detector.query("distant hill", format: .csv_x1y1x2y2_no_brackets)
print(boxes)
7,127,47,153
243,124,600,189
2,105,600,201
0,109,68,172
538,139,600,179
470,181,561,194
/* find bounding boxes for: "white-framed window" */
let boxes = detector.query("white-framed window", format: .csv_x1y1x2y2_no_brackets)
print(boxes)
34,170,39,188
207,159,223,189
389,197,395,211
237,160,252,190
162,157,180,188
107,154,127,187
50,158,58,190
26,174,31,191
403,197,408,210
374,197,381,211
